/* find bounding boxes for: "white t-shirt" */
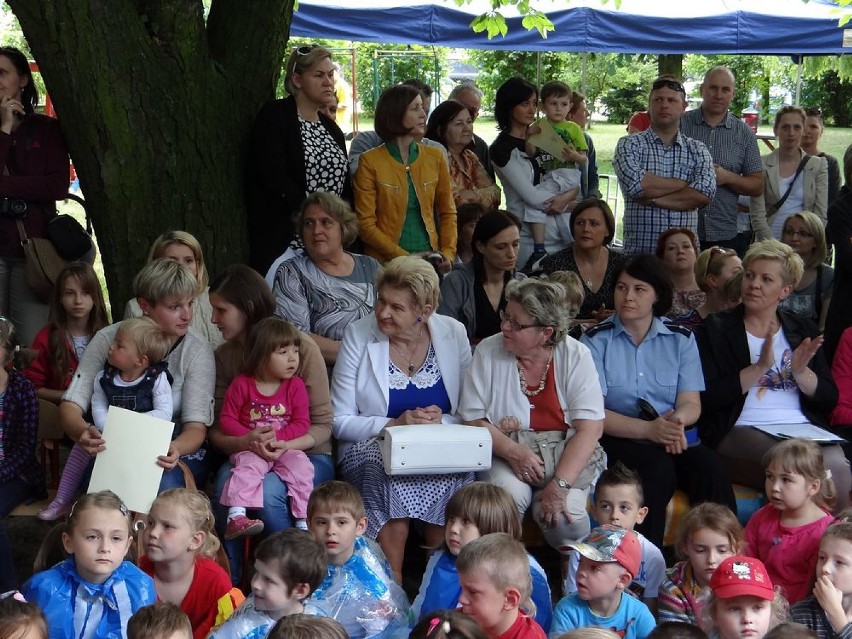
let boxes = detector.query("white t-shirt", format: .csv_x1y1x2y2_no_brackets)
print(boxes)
736,328,809,427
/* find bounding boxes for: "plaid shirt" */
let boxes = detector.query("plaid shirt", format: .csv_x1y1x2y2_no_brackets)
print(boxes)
680,108,763,242
0,368,43,489
614,128,716,254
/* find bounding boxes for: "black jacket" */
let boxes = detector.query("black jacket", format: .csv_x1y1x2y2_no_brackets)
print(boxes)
825,185,852,363
245,95,351,272
695,304,838,448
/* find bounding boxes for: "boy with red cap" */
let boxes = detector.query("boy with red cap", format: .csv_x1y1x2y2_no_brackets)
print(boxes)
706,556,786,639
550,525,655,639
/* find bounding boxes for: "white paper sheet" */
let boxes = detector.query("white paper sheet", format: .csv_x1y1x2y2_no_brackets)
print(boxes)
749,423,845,443
88,406,174,513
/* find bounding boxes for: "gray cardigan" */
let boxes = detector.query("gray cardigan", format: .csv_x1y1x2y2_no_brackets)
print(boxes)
437,261,526,339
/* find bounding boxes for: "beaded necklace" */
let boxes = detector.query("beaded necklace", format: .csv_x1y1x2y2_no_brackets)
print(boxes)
516,349,553,397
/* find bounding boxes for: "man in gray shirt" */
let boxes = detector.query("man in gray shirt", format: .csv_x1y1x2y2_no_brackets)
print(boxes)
681,66,764,255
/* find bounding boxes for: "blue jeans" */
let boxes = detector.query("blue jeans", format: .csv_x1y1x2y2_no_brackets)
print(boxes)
0,478,39,591
213,453,335,583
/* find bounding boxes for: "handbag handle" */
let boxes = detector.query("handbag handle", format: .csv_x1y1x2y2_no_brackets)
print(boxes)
14,218,30,246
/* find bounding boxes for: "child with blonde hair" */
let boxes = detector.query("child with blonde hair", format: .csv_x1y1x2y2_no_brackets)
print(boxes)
659,502,744,623
557,630,621,639
128,602,192,639
745,438,836,603
139,489,234,639
704,556,788,639
37,316,174,521
413,482,552,631
791,518,852,636
22,491,157,637
457,532,546,639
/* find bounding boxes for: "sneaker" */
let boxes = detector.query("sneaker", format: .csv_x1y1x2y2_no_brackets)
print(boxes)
522,249,548,274
294,519,309,531
37,499,71,522
225,515,264,540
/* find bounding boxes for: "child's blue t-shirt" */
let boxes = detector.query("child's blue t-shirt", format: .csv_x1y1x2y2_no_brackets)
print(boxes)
22,557,156,639
412,548,553,632
307,536,411,639
549,592,656,639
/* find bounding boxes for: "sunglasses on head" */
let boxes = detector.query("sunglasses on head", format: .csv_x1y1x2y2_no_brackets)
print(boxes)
700,246,732,282
652,79,686,95
294,44,319,56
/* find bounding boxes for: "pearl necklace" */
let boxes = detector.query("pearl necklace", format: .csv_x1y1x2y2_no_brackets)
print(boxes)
516,350,553,397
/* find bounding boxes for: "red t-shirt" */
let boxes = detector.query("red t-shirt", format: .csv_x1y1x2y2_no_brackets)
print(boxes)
497,613,547,639
140,555,233,639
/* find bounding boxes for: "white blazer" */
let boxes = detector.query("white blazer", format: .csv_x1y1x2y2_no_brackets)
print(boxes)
331,312,471,457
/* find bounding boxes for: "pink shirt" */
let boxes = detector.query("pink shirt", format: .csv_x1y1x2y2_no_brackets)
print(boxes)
744,504,833,603
219,373,310,441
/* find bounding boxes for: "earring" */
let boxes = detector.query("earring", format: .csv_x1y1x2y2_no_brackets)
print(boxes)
416,316,422,322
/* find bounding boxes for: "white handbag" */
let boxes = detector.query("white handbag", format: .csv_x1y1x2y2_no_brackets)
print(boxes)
379,424,492,475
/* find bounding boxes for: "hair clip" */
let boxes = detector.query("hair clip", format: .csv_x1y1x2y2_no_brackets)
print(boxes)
826,469,833,480
118,503,130,517
0,590,26,602
427,617,451,637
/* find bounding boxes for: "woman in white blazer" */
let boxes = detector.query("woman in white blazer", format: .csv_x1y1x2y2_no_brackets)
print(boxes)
331,255,472,580
750,105,828,241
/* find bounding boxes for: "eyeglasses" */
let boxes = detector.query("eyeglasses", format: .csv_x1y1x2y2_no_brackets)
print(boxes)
652,79,686,95
700,246,732,282
782,228,813,239
499,310,543,332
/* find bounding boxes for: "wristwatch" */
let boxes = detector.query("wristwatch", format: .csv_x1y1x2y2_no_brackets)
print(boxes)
553,475,571,490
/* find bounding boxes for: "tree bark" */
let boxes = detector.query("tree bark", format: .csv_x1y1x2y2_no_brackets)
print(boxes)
658,54,684,79
6,0,295,308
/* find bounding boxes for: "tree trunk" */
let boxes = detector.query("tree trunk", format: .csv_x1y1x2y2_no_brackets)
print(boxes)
6,0,295,308
658,54,683,79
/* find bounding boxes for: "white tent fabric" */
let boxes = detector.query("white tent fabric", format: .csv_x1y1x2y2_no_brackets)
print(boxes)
291,0,852,54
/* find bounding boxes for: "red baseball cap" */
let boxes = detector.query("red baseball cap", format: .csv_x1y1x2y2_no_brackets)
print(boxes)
710,556,775,600
565,525,642,578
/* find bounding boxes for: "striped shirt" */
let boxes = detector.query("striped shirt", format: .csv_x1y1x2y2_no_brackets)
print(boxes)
680,108,763,242
614,129,716,254
791,595,852,639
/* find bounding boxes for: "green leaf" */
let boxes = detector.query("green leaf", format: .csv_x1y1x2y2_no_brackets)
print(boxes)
470,13,508,39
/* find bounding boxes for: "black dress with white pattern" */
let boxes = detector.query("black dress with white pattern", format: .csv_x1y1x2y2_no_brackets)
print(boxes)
300,116,347,196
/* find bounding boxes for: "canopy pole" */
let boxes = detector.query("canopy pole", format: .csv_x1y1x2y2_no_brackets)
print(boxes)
581,52,588,96
795,56,803,106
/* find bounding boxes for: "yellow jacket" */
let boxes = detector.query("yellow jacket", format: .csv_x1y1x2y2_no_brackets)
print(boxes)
354,142,457,263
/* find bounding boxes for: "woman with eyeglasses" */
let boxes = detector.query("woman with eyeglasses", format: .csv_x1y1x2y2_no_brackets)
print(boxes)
580,254,736,548
779,211,833,330
0,47,70,347
749,106,828,242
459,276,606,553
801,107,841,205
696,239,850,512
353,84,456,273
245,44,350,273
656,228,705,323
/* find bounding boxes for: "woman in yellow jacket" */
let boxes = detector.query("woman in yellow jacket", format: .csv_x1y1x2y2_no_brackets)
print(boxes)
354,84,457,272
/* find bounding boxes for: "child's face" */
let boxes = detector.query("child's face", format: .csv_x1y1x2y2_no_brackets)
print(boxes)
764,462,820,512
817,536,852,594
251,558,306,617
143,500,203,565
445,514,481,556
575,556,629,602
684,527,735,588
62,506,132,584
107,331,145,374
543,95,572,123
592,484,648,530
61,275,94,322
141,295,193,338
309,508,366,566
266,344,300,381
458,568,516,637
714,595,772,639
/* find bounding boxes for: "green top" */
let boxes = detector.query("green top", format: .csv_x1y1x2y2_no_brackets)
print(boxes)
387,140,431,254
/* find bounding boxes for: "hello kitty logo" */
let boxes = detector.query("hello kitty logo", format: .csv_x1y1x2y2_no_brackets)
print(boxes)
732,561,752,580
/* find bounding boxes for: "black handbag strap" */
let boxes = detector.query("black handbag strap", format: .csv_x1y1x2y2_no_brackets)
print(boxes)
768,154,810,216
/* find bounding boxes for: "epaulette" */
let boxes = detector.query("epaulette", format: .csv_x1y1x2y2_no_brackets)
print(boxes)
662,318,693,338
584,321,616,338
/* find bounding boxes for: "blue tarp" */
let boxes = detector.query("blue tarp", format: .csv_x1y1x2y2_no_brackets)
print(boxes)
290,0,852,55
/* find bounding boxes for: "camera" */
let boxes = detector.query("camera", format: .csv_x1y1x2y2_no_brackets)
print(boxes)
0,198,27,219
